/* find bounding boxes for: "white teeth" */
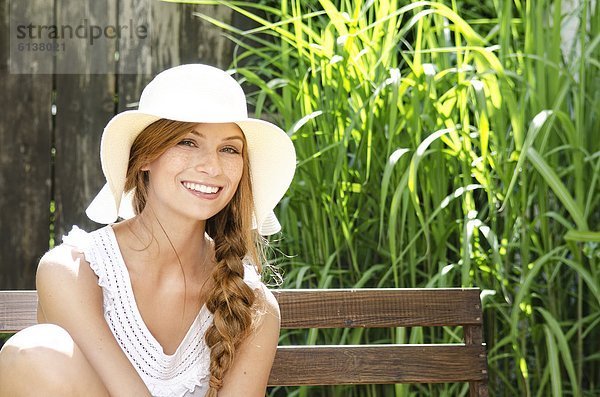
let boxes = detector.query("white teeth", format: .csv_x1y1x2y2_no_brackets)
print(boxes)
183,182,219,194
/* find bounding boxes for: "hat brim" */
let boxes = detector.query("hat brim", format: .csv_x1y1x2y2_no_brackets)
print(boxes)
86,112,295,235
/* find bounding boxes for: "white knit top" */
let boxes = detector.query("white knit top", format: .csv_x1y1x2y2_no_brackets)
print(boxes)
62,225,264,397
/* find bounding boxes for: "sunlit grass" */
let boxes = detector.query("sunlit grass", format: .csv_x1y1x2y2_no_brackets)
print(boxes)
166,0,599,395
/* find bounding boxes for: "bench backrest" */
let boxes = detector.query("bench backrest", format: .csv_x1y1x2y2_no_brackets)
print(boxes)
0,288,488,396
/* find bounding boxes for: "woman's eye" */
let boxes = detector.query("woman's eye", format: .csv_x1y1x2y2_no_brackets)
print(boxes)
178,139,196,147
222,146,241,154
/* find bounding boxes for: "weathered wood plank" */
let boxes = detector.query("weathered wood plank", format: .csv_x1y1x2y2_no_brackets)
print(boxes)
53,0,117,238
0,289,483,330
150,2,234,74
180,3,233,67
116,0,152,114
0,0,53,289
268,344,488,385
0,291,37,332
272,288,483,328
465,324,490,396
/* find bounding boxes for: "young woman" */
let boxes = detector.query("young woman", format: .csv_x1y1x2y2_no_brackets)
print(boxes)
0,64,296,397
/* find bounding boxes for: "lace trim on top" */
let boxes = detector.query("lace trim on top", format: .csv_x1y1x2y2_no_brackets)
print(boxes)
62,225,264,397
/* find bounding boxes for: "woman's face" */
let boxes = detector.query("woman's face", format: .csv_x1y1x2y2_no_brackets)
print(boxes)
142,122,245,222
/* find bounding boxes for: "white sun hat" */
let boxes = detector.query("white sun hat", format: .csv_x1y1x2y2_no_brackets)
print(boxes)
86,64,296,235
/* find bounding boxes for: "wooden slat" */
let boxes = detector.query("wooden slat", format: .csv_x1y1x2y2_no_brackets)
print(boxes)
0,288,483,332
268,344,488,385
0,0,53,289
273,288,482,328
0,291,38,332
179,3,234,67
116,0,152,111
465,324,490,396
53,0,117,237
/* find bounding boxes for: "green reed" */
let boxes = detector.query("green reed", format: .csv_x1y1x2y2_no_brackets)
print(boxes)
167,0,599,395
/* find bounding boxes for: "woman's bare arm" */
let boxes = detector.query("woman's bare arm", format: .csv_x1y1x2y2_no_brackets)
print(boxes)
219,286,281,397
36,244,151,397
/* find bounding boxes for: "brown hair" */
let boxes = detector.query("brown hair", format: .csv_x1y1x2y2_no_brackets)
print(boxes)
124,119,261,395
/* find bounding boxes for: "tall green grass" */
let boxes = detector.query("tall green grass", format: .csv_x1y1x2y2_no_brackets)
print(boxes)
168,0,599,395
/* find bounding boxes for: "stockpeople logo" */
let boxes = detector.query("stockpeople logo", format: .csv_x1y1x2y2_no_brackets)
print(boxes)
15,19,148,46
9,1,151,74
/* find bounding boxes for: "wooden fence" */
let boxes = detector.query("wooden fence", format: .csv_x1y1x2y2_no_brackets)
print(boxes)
0,0,246,289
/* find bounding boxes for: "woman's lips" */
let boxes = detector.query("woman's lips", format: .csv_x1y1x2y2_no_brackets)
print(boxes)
182,181,220,193
181,181,222,200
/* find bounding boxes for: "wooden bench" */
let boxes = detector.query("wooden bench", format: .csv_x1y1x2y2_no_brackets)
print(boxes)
0,288,488,396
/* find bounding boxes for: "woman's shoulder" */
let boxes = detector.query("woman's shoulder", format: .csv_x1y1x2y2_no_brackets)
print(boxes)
37,225,107,290
241,261,280,323
256,285,280,322
35,228,111,359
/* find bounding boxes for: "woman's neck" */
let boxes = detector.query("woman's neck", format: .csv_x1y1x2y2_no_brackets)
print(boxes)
114,209,213,280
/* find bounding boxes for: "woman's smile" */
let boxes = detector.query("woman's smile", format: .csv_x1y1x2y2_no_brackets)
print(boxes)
181,181,223,200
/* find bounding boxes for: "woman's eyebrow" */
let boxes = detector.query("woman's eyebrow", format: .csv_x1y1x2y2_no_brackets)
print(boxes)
222,135,244,143
189,131,244,143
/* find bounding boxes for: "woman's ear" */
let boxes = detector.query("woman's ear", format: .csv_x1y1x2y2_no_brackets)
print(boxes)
141,163,150,172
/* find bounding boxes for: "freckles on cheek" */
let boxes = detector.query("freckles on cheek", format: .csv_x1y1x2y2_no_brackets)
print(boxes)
161,152,191,169
228,161,244,185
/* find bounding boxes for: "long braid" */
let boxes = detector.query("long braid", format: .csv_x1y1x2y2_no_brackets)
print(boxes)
204,218,255,394
204,136,258,395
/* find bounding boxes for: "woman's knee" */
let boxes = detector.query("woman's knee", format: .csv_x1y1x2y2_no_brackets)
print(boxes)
0,324,107,396
0,324,76,392
2,323,73,353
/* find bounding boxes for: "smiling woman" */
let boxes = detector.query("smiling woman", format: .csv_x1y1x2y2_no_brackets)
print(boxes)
128,122,246,223
0,64,296,397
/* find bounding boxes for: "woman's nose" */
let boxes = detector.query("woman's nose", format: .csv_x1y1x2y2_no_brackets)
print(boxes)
194,151,222,176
